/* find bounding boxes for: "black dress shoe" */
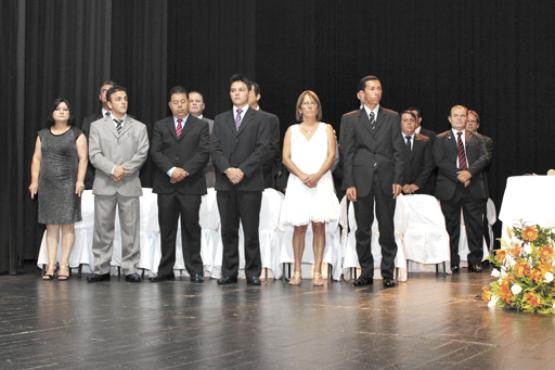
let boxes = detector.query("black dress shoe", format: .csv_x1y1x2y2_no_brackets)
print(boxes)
190,273,204,283
468,264,483,273
353,275,373,287
246,276,261,286
383,278,396,288
451,265,460,273
217,276,238,285
87,273,110,283
149,273,175,282
125,273,142,283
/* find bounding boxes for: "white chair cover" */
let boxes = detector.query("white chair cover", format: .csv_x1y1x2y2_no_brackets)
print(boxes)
394,194,450,273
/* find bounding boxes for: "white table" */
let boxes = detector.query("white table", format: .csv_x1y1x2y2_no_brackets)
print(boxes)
499,175,555,238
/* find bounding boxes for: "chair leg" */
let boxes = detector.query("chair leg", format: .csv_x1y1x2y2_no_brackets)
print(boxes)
78,264,82,278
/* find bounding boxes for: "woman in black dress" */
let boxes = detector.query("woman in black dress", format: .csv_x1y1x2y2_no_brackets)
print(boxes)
29,98,88,280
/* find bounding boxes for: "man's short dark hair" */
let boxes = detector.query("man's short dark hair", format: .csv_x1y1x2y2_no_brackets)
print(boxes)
401,110,417,120
99,80,116,93
250,81,261,96
407,106,423,119
168,86,189,101
358,75,380,92
106,85,127,102
229,73,251,89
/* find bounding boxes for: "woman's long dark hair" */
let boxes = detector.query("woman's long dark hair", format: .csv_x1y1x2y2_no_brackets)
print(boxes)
47,97,73,127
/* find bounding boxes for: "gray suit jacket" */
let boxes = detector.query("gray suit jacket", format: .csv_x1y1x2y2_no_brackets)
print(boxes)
89,115,149,196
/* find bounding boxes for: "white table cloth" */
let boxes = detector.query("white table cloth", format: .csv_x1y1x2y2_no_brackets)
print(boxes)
499,175,555,238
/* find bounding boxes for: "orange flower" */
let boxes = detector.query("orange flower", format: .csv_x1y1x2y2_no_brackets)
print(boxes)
539,245,554,263
521,226,539,242
481,286,492,303
499,280,512,304
509,244,522,258
526,292,541,307
514,261,531,278
494,250,507,265
530,269,543,283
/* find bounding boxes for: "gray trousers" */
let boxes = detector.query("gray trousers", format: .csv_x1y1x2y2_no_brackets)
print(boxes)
92,193,140,275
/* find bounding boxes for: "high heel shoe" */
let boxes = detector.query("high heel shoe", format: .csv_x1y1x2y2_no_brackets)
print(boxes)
57,264,70,281
312,272,324,286
42,266,55,280
289,271,302,286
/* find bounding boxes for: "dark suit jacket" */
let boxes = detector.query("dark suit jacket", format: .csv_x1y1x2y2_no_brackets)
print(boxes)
150,115,210,195
400,133,435,194
80,112,103,189
433,129,491,201
211,108,271,191
259,109,281,188
419,127,436,140
340,107,405,197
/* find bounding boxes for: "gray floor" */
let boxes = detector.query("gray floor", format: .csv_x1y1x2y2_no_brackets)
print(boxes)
0,269,554,370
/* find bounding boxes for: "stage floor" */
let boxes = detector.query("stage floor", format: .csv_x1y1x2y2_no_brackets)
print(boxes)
1,269,553,370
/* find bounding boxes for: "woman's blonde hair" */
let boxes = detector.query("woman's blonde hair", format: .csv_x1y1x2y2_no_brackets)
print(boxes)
295,90,322,122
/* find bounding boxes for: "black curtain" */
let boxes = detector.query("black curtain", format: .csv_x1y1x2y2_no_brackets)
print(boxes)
2,0,555,274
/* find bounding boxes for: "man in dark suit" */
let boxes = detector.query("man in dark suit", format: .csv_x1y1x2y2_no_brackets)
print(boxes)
399,110,435,195
467,109,495,249
340,75,405,288
189,90,216,188
80,80,115,189
409,106,437,195
248,81,282,189
433,105,491,273
149,86,210,283
211,74,271,286
408,106,436,139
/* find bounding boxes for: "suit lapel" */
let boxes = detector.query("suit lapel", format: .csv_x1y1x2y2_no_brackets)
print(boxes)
104,116,119,138
237,108,254,136
358,109,374,136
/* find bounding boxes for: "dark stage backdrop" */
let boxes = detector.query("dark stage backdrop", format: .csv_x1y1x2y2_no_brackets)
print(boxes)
2,0,555,274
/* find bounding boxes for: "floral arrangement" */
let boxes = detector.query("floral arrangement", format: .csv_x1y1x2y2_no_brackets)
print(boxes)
482,224,555,314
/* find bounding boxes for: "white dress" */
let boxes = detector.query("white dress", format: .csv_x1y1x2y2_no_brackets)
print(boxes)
280,123,340,226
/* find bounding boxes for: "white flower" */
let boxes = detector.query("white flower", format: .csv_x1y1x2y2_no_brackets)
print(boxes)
523,243,532,255
505,254,516,268
491,269,500,278
511,284,522,295
500,267,507,278
545,272,554,283
488,295,499,308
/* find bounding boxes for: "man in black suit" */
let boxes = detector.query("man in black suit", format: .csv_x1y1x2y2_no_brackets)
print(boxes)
248,81,282,189
212,74,271,286
408,106,436,139
467,109,495,249
409,106,437,195
433,105,491,273
189,90,216,188
340,75,405,288
399,110,435,195
80,80,115,189
149,86,210,283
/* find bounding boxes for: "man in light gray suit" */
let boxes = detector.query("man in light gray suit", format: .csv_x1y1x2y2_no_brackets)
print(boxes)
87,85,149,283
188,91,215,188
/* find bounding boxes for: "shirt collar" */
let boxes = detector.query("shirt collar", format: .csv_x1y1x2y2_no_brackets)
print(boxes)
363,104,380,119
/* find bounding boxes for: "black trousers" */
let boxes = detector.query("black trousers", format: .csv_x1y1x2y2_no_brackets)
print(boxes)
157,193,203,276
217,190,262,279
353,175,398,280
440,184,484,268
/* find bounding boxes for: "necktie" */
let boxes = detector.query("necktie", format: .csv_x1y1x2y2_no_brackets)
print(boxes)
369,111,376,130
176,118,183,138
405,135,412,151
456,132,468,170
235,108,243,130
114,119,122,134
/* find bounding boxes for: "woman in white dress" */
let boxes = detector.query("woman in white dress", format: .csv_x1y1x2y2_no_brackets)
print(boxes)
280,90,340,286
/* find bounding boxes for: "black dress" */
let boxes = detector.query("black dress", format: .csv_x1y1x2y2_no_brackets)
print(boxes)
37,126,82,224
